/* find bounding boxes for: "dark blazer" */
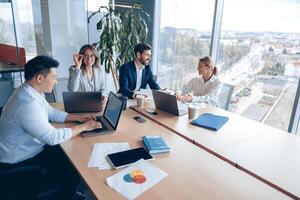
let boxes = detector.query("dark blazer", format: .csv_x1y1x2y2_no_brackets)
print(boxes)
118,61,160,98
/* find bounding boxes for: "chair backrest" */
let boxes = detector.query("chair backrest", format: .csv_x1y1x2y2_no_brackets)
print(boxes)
45,91,56,103
218,83,235,110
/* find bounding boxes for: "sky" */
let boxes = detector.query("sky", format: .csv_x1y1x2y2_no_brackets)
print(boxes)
160,0,300,33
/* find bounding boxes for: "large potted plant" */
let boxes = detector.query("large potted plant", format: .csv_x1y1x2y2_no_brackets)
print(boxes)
88,3,150,90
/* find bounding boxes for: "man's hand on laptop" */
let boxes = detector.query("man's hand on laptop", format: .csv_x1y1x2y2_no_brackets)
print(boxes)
81,120,102,131
76,114,96,123
66,113,96,123
71,120,102,137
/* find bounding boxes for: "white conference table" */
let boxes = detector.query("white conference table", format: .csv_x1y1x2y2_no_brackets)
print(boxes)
132,100,300,199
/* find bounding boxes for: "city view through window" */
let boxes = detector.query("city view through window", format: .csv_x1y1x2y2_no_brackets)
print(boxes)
157,0,300,132
1,0,299,133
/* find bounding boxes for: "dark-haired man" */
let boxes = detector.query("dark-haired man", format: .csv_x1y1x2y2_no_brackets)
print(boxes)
0,55,100,198
118,43,160,98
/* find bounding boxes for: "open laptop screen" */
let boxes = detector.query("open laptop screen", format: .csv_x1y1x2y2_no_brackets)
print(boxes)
103,92,124,129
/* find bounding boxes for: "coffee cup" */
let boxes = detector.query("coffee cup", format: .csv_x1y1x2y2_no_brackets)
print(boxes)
136,95,145,107
188,104,199,119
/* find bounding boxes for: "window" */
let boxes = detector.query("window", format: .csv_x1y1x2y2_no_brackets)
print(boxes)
87,0,109,44
0,1,15,46
157,0,215,91
217,0,300,131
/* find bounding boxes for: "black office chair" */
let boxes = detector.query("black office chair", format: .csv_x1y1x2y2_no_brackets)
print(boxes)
45,90,56,103
0,164,62,200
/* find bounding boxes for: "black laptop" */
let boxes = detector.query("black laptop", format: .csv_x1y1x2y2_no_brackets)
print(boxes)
152,90,188,116
63,92,102,113
81,92,124,137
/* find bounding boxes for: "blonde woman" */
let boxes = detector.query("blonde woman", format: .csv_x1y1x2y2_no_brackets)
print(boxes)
176,56,222,107
68,44,107,103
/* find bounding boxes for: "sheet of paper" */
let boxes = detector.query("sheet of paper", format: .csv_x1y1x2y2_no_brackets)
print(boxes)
106,159,168,199
88,143,130,170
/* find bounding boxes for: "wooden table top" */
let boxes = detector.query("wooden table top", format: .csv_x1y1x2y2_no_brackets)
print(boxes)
52,103,290,199
132,100,300,199
133,100,270,152
220,131,300,198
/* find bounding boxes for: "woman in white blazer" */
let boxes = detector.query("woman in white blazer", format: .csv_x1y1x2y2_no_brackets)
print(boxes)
176,56,222,107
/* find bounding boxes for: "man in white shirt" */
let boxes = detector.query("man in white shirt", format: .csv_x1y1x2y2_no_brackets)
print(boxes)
0,55,100,199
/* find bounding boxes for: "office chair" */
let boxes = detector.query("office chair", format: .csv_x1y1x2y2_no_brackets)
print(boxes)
0,164,62,200
44,90,56,103
218,83,235,110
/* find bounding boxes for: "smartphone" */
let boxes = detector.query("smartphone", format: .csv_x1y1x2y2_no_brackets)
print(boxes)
107,147,153,169
133,116,146,123
146,109,158,115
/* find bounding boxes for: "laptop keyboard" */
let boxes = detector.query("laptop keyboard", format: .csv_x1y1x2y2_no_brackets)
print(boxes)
95,116,108,131
81,116,108,133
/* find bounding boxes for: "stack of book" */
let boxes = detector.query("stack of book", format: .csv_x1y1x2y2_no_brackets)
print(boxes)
142,135,171,154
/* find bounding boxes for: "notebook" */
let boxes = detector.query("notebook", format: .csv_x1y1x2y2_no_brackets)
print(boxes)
142,135,170,154
81,92,124,137
152,90,187,116
191,113,229,131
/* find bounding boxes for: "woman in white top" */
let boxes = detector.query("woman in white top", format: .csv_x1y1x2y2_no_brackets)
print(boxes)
68,44,108,101
176,56,222,107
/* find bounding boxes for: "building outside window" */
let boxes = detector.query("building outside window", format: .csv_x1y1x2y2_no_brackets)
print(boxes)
157,0,215,91
157,0,300,133
217,0,300,131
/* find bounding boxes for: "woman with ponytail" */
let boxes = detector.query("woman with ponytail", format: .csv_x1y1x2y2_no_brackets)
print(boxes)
176,56,222,107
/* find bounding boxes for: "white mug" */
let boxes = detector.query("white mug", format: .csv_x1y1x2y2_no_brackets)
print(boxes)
188,105,198,119
136,95,145,107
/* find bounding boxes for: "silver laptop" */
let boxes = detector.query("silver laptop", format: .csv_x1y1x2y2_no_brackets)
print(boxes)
81,92,124,137
152,90,188,116
63,92,102,113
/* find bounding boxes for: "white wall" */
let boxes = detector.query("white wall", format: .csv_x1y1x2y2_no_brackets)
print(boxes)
47,0,88,78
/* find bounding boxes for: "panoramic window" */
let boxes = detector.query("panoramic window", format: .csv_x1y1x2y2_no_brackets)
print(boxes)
157,0,215,91
0,1,15,46
217,0,300,131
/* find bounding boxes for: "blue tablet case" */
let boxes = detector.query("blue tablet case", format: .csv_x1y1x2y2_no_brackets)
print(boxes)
191,113,229,131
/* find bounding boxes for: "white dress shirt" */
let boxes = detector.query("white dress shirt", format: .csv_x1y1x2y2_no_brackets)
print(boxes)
0,83,72,164
181,75,222,107
134,64,145,92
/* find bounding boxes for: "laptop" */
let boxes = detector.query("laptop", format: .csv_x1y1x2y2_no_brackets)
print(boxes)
63,92,102,113
152,90,188,116
81,92,124,137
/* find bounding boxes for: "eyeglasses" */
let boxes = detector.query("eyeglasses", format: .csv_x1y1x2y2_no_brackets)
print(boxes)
83,54,95,59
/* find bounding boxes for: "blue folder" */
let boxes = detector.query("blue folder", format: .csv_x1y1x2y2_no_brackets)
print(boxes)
191,113,229,131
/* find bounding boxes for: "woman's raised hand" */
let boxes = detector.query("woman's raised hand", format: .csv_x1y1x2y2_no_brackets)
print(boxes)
73,54,83,69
